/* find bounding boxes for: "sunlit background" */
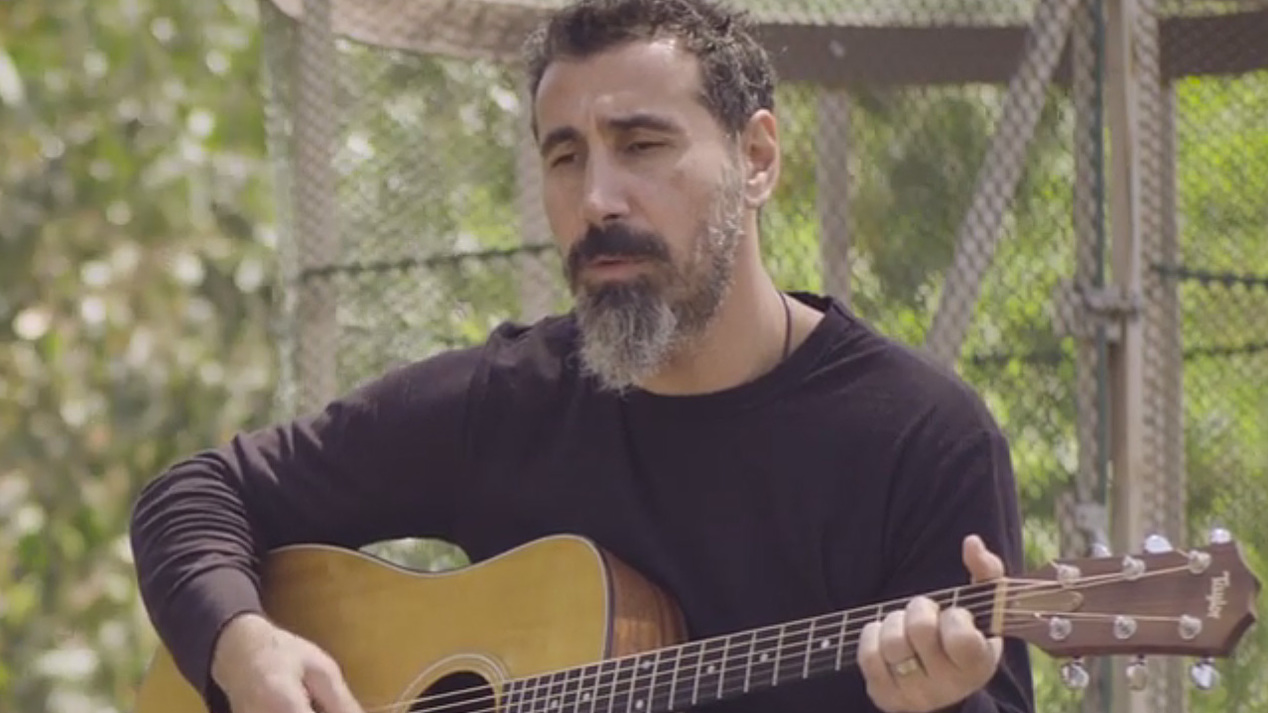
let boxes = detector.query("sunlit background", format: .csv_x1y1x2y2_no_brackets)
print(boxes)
1,0,1265,711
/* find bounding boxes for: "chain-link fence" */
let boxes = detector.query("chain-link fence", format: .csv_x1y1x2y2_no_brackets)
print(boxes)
255,0,1267,711
1154,1,1268,710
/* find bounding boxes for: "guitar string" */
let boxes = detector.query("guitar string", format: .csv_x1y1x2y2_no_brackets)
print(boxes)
348,564,1198,713
348,579,1000,713
383,597,1199,713
490,616,1054,713
362,616,1055,713
346,562,1201,713
346,568,1123,713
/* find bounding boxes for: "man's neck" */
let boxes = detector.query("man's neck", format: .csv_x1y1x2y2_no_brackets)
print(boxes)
637,259,819,396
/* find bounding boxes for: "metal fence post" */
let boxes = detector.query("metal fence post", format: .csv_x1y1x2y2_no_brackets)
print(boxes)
292,0,340,414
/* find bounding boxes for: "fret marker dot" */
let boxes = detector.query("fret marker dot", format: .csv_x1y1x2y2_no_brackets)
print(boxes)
636,701,645,710
550,699,559,709
820,638,832,649
760,653,769,663
707,665,717,674
581,693,591,701
642,661,653,670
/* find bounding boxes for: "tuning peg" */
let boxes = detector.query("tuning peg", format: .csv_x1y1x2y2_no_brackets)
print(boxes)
1126,656,1150,691
1190,657,1221,690
1143,534,1173,554
1060,657,1091,690
1090,541,1112,558
1209,527,1232,545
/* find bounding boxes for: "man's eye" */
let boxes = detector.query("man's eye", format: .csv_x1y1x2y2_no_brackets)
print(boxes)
627,141,663,153
550,153,577,167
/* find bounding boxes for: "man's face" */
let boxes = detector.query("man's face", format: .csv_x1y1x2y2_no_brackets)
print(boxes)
534,38,748,391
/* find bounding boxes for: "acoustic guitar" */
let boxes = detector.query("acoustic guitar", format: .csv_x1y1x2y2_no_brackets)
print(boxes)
135,532,1260,713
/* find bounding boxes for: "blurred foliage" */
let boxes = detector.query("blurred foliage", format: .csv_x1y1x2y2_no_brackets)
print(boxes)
1,1,1265,712
0,0,277,711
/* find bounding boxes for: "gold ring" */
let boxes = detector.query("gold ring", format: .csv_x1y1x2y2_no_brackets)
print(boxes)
891,657,922,677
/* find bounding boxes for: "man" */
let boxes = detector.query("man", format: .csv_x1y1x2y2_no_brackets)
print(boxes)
129,1,1035,712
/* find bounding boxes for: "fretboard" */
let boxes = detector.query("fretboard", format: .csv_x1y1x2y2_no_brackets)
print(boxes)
501,582,996,713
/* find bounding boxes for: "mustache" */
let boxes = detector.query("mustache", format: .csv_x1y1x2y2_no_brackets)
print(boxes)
566,223,671,279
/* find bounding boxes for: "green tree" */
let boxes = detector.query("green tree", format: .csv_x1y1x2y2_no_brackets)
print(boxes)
0,1,275,710
2,1,1264,712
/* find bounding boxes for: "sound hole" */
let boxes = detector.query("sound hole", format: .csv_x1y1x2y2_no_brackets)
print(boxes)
410,671,492,713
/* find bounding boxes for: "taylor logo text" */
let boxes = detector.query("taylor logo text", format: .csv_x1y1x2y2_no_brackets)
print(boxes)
1207,570,1231,620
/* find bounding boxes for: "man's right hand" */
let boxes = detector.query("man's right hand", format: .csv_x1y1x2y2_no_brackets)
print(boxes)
211,613,365,713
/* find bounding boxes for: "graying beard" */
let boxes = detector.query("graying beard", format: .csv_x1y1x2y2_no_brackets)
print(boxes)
575,168,744,393
576,287,679,393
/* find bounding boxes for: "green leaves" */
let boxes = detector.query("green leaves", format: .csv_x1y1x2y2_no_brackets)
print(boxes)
3,2,1265,712
1,0,274,710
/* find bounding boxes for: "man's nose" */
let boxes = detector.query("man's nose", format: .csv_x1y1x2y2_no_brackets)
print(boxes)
581,154,630,225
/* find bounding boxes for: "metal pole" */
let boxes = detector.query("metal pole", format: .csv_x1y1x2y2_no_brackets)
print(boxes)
817,88,853,304
1069,1,1112,708
923,0,1080,365
1105,0,1151,710
293,0,341,414
515,81,559,322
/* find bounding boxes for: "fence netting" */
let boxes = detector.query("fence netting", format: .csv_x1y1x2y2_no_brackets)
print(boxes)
257,0,1267,710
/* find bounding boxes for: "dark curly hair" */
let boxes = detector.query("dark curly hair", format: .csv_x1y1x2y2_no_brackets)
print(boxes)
523,0,777,137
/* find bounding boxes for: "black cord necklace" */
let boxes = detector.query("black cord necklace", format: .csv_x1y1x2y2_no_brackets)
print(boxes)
780,292,792,361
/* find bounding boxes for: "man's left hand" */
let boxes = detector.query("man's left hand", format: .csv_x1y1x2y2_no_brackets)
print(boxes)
856,535,1005,713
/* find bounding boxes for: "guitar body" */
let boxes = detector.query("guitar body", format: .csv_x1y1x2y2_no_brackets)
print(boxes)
135,534,687,713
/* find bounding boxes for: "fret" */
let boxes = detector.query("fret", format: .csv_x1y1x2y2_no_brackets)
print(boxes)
649,646,678,713
870,602,889,625
678,641,705,710
502,678,522,713
593,659,621,713
716,635,731,699
545,669,569,712
770,624,788,686
626,652,657,712
576,663,600,713
562,666,585,713
609,656,638,713
693,637,728,706
834,611,851,671
720,631,754,697
746,627,778,693
521,673,547,713
803,619,818,679
774,620,814,684
805,615,842,676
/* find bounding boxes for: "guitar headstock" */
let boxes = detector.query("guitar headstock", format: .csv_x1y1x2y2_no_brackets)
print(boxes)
998,531,1260,683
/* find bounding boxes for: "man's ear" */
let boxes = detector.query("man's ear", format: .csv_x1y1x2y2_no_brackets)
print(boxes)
741,109,780,208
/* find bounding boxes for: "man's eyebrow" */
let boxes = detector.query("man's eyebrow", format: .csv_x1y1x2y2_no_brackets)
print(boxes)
606,112,682,135
538,113,683,158
539,126,581,159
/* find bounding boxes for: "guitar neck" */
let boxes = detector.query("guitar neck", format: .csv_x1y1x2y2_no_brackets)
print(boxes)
503,581,999,713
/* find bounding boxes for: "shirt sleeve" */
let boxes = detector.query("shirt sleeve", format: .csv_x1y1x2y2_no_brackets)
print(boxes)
128,345,485,710
880,419,1036,713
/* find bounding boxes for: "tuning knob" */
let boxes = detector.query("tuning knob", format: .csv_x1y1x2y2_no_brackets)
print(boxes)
1209,527,1232,545
1126,656,1150,691
1060,658,1091,690
1190,657,1221,690
1090,541,1112,558
1143,534,1173,554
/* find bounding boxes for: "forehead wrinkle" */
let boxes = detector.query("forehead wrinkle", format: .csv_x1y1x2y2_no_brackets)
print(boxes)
534,38,705,141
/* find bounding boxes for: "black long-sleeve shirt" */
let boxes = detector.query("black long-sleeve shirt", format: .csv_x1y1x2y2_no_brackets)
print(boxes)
130,293,1034,713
